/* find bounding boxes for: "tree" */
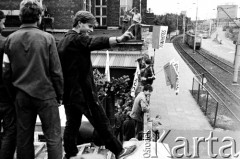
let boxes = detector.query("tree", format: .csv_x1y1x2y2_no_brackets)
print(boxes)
153,13,191,35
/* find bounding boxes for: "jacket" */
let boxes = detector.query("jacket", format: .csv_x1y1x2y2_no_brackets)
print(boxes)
57,30,110,105
0,35,12,102
3,24,63,100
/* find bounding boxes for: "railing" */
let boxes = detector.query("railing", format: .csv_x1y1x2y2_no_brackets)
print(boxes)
191,78,240,130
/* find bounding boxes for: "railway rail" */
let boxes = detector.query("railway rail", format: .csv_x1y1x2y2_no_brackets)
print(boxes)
173,36,240,130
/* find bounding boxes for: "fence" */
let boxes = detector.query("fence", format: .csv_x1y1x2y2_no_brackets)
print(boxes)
191,78,240,130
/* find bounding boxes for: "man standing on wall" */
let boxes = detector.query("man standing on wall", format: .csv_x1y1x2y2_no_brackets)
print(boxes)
2,1,63,159
0,10,16,159
129,7,142,40
57,11,136,159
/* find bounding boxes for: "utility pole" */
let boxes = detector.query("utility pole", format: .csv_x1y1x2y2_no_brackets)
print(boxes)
208,20,212,38
182,12,186,43
193,1,198,53
233,30,240,84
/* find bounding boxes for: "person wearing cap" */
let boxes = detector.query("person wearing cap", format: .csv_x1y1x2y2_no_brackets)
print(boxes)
2,1,63,159
141,59,155,86
129,84,153,137
0,10,17,159
57,11,136,159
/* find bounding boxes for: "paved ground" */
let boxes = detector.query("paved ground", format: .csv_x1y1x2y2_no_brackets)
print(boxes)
148,42,212,130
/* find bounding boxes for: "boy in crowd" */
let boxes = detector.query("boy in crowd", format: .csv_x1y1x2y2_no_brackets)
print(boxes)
130,84,153,136
2,1,63,158
57,10,136,159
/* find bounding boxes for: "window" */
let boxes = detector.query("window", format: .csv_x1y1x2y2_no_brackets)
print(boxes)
102,0,106,5
102,7,107,16
96,0,100,5
96,7,100,16
95,0,107,26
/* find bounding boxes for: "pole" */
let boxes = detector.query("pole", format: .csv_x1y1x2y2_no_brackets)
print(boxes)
176,14,178,35
208,20,211,38
193,1,198,52
233,30,240,84
182,14,186,43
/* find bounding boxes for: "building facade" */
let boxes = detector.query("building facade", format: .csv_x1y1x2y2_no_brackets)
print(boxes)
0,0,147,29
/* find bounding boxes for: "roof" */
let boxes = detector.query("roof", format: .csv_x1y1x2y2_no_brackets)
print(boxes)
91,51,142,69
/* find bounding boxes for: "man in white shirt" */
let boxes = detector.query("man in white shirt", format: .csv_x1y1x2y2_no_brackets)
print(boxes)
129,7,142,40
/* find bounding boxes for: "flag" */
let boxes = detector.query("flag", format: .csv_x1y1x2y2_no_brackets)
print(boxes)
163,59,179,95
131,62,140,97
105,50,110,82
152,26,168,49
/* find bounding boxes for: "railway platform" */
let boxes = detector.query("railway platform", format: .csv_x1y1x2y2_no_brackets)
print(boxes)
148,43,212,130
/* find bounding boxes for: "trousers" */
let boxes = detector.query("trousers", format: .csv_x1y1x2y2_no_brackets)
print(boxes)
63,101,123,158
15,90,62,159
0,102,16,159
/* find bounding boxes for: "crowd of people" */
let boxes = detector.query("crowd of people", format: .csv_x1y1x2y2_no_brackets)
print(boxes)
113,56,156,143
0,0,156,159
0,0,139,158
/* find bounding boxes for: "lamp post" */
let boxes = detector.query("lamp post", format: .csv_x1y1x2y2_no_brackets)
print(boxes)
176,3,180,36
193,0,198,53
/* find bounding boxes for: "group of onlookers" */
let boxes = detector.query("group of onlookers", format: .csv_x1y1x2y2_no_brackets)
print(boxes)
113,56,155,143
121,7,142,40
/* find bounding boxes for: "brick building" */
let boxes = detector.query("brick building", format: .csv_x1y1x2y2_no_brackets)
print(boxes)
0,0,147,29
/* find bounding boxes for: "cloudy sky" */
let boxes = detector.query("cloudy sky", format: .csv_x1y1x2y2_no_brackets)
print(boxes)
147,0,240,20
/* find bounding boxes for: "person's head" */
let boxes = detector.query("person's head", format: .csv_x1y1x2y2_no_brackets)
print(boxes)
134,8,138,13
0,10,6,33
145,59,152,67
72,11,98,34
19,0,43,25
143,84,153,96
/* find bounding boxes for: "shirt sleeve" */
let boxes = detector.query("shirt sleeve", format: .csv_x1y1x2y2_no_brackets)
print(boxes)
2,42,15,98
49,35,64,100
76,34,110,51
140,99,149,113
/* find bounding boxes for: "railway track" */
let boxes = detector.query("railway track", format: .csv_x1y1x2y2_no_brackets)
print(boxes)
172,37,240,129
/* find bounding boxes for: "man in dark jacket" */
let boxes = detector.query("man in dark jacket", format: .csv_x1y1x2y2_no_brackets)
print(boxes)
57,11,136,159
141,59,155,86
2,1,63,159
0,10,16,159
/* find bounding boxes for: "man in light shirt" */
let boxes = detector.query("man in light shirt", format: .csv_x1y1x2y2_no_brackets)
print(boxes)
129,7,142,40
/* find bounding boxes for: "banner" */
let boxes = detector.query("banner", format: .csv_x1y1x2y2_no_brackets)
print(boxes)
105,50,110,82
131,62,140,97
163,59,179,95
159,26,168,49
152,26,168,49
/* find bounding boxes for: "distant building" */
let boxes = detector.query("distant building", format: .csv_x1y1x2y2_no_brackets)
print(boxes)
0,0,148,29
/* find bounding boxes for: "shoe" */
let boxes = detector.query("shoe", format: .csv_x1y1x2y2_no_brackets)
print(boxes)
117,145,137,159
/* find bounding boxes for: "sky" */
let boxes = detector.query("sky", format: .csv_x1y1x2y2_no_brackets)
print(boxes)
147,0,240,20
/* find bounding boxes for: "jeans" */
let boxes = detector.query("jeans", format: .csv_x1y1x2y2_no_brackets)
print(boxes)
63,102,123,159
0,102,16,159
15,90,62,159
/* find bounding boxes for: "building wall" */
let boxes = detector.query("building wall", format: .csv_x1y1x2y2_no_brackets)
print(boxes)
0,0,148,28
